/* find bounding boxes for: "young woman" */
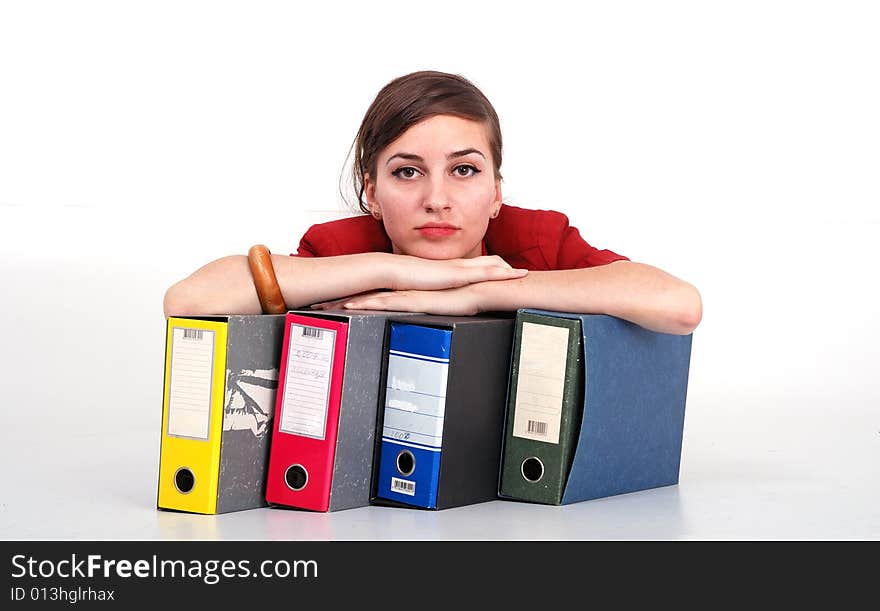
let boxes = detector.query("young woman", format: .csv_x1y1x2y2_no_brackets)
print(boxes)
163,71,701,335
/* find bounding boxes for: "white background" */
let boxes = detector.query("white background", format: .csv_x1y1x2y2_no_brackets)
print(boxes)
1,1,878,539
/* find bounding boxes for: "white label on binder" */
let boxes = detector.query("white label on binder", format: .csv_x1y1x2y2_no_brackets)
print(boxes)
168,327,216,440
391,477,416,496
512,322,570,444
280,323,336,439
383,353,448,449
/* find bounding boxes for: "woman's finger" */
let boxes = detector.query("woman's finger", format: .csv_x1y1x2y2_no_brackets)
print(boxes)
465,266,528,283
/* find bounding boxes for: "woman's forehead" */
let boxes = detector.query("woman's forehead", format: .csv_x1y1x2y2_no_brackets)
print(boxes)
383,115,491,157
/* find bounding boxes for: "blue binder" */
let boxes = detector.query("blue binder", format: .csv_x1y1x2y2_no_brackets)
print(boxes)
373,315,514,510
375,323,452,508
499,309,693,504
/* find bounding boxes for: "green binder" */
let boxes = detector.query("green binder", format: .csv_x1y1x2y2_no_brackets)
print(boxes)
499,312,584,504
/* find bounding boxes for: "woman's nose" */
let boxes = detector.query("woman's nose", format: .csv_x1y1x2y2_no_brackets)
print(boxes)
423,175,452,213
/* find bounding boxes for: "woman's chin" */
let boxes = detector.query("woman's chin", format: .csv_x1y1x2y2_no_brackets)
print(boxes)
404,244,477,260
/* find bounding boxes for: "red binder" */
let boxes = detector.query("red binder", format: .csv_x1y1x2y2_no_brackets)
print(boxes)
266,313,349,511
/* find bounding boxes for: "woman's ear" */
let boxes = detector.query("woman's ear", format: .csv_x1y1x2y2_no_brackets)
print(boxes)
490,178,503,218
364,174,382,220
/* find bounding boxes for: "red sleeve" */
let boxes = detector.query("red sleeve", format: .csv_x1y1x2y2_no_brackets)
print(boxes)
288,214,392,258
484,205,628,270
555,223,629,269
290,224,321,258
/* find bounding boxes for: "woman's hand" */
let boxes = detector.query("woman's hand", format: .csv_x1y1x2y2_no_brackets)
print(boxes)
387,254,527,291
311,285,482,316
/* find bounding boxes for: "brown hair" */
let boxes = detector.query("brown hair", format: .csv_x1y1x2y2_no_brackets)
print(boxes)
349,70,503,214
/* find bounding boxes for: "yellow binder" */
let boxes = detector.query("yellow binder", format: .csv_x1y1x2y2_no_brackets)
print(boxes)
157,318,228,514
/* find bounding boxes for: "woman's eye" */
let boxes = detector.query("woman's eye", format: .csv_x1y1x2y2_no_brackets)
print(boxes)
392,167,420,179
453,165,480,177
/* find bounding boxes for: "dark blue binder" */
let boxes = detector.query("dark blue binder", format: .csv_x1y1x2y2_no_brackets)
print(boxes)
375,323,452,508
373,315,514,510
500,309,693,504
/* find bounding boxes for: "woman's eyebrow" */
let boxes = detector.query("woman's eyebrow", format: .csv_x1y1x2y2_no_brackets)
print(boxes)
386,149,486,166
386,152,423,165
447,148,486,160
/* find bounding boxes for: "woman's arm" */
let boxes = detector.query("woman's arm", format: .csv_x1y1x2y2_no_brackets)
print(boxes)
318,261,702,335
472,261,702,335
162,252,527,317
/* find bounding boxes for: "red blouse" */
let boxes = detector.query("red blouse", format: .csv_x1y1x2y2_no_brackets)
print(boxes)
293,203,628,270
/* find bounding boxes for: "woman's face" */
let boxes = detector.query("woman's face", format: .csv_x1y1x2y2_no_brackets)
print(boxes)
364,114,502,260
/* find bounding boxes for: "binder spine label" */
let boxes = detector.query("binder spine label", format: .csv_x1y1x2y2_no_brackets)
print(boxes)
279,323,336,439
512,322,570,444
167,327,216,440
382,352,448,448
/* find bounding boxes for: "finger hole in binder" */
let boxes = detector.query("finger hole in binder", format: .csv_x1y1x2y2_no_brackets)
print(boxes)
521,457,544,483
174,467,196,494
284,464,309,491
395,450,416,477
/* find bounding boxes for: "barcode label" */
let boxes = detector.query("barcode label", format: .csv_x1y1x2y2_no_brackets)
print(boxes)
280,324,335,439
391,477,415,496
527,420,548,436
168,326,215,440
183,328,204,340
512,321,571,445
301,327,324,339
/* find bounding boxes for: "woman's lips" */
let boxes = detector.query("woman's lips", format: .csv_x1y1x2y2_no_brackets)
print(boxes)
416,224,459,238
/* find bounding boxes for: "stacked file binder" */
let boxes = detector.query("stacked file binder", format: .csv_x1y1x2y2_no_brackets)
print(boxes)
498,309,693,505
372,314,515,510
157,315,285,514
265,310,418,512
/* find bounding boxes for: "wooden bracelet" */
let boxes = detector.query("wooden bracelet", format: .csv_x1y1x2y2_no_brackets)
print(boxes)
247,244,287,314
